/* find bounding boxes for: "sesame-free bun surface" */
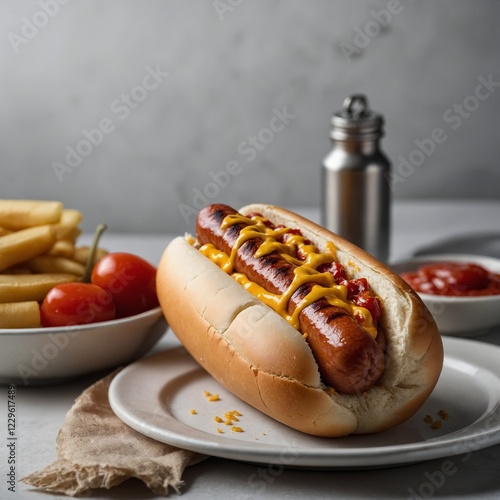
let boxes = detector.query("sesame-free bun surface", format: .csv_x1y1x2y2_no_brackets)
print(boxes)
156,205,443,437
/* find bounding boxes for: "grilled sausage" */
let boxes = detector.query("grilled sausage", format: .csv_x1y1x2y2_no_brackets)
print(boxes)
196,204,385,395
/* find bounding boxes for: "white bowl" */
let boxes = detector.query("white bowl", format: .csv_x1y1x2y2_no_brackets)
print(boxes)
0,306,167,386
390,254,500,337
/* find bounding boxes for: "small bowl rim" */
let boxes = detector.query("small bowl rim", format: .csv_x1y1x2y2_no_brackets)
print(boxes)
391,253,500,303
0,305,163,336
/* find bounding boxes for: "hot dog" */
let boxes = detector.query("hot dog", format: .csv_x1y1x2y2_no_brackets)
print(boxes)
157,204,443,437
196,204,385,395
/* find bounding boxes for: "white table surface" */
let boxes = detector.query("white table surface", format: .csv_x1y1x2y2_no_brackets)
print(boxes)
2,199,500,500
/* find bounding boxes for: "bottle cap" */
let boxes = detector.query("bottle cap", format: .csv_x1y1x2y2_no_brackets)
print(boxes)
331,95,384,140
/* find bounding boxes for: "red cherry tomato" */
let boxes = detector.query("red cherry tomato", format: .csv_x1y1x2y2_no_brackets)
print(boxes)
40,283,116,327
91,252,159,318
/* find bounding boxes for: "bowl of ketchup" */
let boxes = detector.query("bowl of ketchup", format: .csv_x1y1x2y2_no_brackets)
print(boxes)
391,254,500,337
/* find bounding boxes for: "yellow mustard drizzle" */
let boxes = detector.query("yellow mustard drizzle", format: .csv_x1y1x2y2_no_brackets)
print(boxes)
199,214,377,338
219,215,289,273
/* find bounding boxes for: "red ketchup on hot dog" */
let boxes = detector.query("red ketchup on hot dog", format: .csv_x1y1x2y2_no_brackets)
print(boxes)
401,261,500,296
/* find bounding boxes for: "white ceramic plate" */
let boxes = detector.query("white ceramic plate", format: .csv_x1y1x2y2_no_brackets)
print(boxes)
109,336,500,469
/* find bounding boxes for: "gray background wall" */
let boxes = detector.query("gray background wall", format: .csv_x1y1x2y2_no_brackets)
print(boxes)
1,0,499,234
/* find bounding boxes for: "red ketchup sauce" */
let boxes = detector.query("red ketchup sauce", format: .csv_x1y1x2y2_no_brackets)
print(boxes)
401,261,500,296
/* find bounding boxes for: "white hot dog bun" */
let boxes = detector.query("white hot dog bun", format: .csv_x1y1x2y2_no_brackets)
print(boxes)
157,204,443,437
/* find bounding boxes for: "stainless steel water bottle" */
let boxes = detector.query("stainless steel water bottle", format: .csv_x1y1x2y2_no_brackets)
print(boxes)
321,94,391,262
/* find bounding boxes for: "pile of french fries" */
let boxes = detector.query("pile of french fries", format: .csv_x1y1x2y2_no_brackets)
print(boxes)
0,200,107,328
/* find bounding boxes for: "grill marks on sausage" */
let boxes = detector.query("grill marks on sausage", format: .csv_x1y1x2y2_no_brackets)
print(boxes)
196,204,385,395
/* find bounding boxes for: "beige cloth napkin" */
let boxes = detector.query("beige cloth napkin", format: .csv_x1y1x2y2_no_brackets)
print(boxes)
21,371,208,496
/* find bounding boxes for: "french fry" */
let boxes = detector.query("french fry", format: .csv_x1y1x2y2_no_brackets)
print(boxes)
0,200,102,328
0,225,56,272
48,239,76,258
0,200,63,230
72,246,108,265
27,255,85,276
0,302,41,328
53,209,83,240
53,226,81,243
61,208,83,227
0,273,77,303
2,266,32,274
